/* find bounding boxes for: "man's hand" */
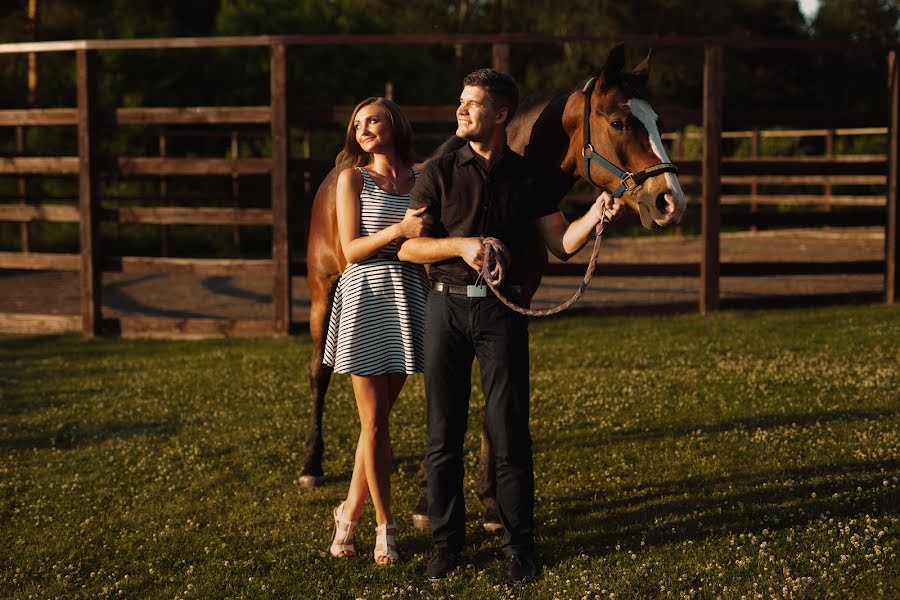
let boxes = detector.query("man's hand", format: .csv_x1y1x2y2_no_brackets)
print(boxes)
594,191,625,223
457,237,485,271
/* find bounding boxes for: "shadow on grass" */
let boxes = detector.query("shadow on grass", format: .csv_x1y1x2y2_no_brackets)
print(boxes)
542,458,900,563
0,385,105,417
0,419,181,450
607,408,899,443
0,334,75,354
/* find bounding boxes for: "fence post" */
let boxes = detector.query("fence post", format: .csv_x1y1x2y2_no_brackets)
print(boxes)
159,131,169,257
76,49,101,336
701,45,723,314
887,50,899,304
750,128,760,230
270,43,291,334
823,129,834,214
16,126,30,252
492,42,510,72
231,130,242,255
300,131,312,249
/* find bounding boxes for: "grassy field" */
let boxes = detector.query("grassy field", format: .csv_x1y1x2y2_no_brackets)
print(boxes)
1,304,898,599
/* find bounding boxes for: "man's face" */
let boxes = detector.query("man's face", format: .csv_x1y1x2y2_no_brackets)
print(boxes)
456,85,506,142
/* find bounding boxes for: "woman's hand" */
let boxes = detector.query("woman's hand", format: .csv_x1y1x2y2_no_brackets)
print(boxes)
396,206,432,239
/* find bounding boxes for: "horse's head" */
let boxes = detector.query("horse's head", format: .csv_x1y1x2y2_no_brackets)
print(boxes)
581,44,686,230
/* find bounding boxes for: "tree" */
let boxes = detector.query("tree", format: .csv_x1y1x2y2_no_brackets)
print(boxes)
809,0,899,116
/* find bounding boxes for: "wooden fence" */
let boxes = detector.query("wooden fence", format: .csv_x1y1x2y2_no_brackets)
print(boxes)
0,34,897,336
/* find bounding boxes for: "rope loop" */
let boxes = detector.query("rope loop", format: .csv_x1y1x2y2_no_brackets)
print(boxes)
478,217,606,317
480,237,511,287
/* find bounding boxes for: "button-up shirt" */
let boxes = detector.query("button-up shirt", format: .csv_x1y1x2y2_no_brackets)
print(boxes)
408,142,570,286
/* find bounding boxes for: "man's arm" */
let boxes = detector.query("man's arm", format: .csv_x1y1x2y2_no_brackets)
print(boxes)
397,233,485,271
400,157,485,271
536,192,625,261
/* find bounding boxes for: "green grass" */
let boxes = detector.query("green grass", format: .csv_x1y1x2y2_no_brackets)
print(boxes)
1,305,898,599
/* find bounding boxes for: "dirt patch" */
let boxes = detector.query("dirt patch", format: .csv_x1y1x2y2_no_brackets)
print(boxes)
0,228,886,332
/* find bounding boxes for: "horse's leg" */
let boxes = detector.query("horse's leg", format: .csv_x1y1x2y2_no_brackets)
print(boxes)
411,454,430,529
476,406,503,534
299,272,338,488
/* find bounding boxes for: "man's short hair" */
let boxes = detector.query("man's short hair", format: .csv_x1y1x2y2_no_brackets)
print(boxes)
463,68,519,123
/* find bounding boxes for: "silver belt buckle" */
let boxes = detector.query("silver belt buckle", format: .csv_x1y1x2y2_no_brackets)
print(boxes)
466,285,487,298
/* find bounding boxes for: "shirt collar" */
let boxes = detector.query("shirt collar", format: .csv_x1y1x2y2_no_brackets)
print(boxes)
457,141,477,166
456,142,512,169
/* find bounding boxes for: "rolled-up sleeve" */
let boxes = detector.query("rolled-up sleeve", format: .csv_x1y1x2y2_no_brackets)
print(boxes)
409,163,445,236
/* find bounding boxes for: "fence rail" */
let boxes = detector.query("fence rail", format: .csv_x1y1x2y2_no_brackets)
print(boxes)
0,34,897,336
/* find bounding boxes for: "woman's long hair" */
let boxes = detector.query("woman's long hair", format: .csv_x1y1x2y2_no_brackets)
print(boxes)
334,97,415,171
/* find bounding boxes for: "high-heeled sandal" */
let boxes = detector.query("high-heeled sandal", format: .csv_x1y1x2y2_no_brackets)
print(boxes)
373,522,398,565
330,502,357,558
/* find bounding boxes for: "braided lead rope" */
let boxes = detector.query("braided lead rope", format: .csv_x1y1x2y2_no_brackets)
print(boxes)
480,216,606,317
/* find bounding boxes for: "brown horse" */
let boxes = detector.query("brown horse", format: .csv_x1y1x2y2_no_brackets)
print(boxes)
300,45,685,525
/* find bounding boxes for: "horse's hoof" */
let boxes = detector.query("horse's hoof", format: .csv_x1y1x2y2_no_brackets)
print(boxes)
298,474,325,489
482,521,504,535
481,505,503,535
412,512,430,530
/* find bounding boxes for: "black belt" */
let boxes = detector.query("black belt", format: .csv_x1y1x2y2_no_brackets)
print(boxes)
432,282,520,297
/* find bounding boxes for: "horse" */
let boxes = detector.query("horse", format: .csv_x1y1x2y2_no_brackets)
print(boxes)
299,43,686,529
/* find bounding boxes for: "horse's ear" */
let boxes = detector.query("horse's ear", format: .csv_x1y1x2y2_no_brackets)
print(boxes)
599,43,626,84
633,48,653,78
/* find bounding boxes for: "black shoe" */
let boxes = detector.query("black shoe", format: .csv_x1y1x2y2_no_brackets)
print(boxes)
427,549,460,581
506,553,537,584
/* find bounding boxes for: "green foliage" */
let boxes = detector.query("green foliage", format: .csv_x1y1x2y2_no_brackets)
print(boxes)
815,0,900,43
835,132,888,155
0,304,898,598
807,0,900,114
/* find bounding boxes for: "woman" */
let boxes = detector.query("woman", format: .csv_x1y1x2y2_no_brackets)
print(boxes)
323,97,430,565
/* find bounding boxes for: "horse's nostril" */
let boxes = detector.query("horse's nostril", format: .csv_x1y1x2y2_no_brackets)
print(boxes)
655,192,669,213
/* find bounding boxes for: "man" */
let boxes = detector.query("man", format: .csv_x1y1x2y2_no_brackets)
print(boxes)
398,68,624,584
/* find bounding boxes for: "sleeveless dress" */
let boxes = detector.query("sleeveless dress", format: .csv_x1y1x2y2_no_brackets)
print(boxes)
323,167,429,375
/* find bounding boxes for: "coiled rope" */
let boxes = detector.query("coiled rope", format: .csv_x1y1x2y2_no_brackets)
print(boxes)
479,215,606,317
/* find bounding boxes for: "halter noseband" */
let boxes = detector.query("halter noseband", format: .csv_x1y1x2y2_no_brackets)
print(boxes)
581,76,679,198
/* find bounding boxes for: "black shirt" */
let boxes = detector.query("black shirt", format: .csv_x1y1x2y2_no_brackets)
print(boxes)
408,143,568,286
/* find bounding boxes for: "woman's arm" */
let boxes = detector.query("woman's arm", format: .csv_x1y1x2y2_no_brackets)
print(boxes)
336,168,430,264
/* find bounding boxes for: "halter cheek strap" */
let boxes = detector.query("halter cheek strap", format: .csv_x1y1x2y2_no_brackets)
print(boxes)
581,76,679,198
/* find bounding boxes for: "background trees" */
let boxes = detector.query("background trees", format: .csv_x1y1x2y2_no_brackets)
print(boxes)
0,1,896,252
2,0,896,112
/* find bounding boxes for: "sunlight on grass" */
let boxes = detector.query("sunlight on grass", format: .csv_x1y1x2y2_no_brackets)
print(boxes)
1,305,897,599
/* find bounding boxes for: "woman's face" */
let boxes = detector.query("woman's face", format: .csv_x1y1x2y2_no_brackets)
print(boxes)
353,104,393,154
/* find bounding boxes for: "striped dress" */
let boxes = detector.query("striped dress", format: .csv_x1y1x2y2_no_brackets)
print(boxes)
323,167,428,375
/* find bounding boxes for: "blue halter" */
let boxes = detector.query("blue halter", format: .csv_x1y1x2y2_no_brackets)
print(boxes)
581,76,679,198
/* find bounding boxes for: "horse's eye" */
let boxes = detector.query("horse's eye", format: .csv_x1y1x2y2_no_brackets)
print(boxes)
610,119,625,131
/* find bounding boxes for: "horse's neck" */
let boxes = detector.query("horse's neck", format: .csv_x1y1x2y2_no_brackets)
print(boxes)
508,90,581,183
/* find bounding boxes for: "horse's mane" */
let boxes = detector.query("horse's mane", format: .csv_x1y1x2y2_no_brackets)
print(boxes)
515,74,650,121
515,86,576,121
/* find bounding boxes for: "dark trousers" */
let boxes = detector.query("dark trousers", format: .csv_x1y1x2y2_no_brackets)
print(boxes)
425,289,534,556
